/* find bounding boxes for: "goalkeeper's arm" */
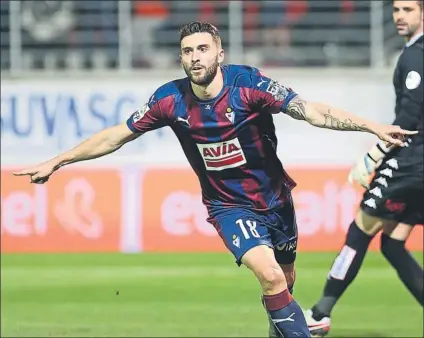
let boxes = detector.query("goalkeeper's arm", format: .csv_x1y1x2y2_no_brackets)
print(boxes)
365,142,395,165
348,142,396,188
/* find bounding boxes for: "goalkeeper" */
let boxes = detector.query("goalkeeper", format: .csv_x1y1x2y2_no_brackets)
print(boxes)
303,2,423,334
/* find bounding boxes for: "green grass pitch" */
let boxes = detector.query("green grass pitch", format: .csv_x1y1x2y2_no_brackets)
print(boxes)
1,252,423,337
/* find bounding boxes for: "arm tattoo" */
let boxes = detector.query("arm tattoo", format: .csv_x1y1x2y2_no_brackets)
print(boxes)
323,109,369,131
285,97,307,120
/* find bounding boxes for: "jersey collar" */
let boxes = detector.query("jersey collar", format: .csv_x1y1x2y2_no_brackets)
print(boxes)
405,32,423,47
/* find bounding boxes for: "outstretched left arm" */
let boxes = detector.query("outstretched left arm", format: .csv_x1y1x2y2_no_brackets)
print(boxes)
283,96,417,146
247,72,417,146
285,96,373,132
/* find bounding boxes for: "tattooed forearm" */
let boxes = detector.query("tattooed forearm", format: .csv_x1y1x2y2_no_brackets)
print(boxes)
285,97,307,120
284,99,374,133
323,110,370,132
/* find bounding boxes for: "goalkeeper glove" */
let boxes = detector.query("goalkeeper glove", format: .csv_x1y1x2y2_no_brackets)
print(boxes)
348,142,392,188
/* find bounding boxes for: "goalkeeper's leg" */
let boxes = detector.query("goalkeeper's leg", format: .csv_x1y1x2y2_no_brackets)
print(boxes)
305,209,386,336
381,222,423,306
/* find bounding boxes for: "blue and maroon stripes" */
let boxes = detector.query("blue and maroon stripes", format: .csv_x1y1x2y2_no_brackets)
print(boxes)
127,64,298,214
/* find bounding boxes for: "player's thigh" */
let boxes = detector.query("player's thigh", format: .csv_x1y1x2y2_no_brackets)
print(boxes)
209,208,273,266
383,222,415,241
356,208,389,236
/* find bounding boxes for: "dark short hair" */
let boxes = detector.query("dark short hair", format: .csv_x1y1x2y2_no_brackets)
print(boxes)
393,0,423,9
179,21,221,45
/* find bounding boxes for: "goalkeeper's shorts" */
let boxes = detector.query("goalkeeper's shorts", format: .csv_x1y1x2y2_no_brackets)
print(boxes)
360,145,424,225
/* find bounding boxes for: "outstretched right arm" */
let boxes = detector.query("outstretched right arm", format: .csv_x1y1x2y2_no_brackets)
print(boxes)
14,91,170,183
13,122,140,182
50,122,139,167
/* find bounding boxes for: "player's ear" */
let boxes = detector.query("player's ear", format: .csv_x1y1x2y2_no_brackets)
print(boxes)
218,48,225,64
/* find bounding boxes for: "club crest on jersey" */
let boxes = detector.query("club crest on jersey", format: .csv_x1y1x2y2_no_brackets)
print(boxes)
225,107,235,124
197,138,247,171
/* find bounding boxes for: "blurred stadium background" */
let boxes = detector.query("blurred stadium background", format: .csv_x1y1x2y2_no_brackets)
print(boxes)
1,1,423,337
0,0,411,70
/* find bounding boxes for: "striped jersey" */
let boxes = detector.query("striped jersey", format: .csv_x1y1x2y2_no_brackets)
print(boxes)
127,64,298,215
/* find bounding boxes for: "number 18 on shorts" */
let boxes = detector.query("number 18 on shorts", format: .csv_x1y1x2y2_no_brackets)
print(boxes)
209,198,298,266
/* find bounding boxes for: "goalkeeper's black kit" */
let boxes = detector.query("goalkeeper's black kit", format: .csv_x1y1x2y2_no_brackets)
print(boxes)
361,34,423,225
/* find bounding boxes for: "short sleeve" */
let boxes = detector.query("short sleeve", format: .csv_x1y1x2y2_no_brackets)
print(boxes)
247,75,298,114
126,93,170,134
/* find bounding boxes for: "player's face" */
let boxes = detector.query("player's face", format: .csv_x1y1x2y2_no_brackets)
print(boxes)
180,32,224,86
393,1,423,37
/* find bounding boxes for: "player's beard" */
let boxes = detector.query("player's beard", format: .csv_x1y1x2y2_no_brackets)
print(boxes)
184,56,220,86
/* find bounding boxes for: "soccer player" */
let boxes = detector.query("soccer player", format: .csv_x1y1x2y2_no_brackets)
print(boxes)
14,21,417,337
303,1,423,336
